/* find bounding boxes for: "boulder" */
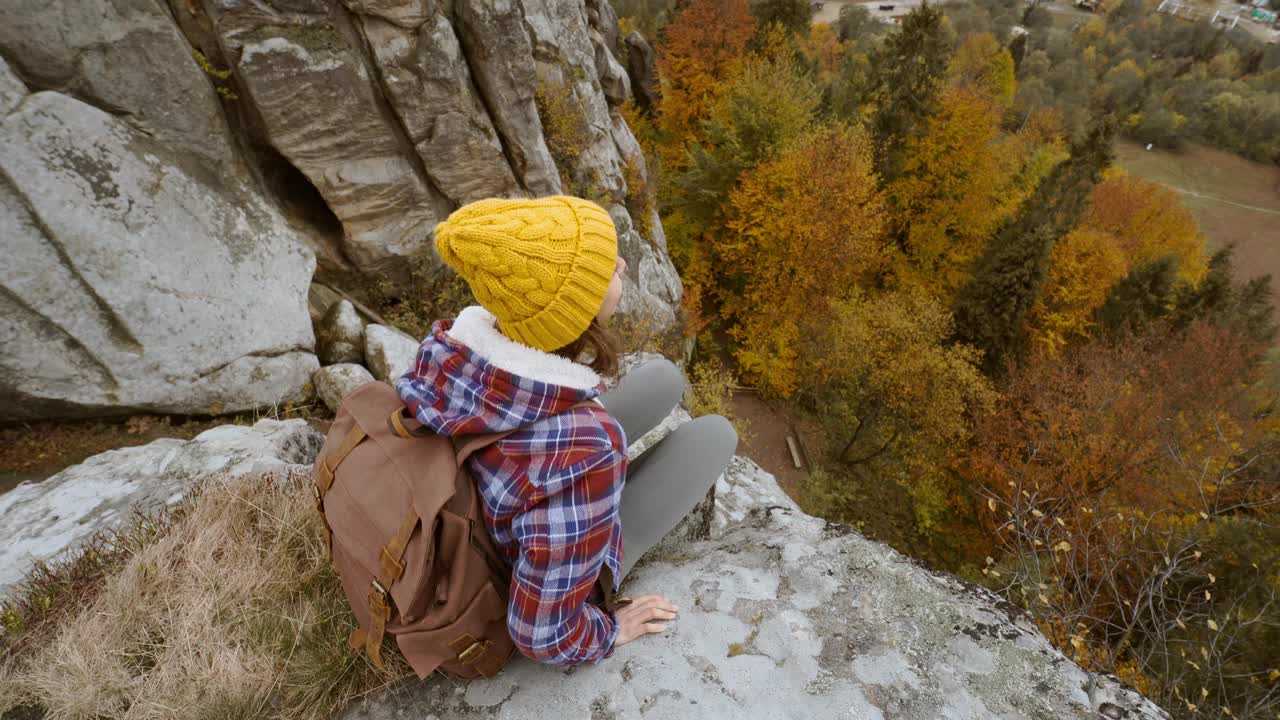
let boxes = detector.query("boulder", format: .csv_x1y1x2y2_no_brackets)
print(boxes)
340,457,1169,720
0,0,236,169
624,31,659,114
308,282,347,324
316,299,366,365
313,363,375,412
359,12,521,205
0,90,318,421
0,56,26,113
210,1,452,277
365,323,420,383
0,419,323,595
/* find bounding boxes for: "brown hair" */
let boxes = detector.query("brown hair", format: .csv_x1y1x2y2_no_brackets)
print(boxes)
552,317,621,380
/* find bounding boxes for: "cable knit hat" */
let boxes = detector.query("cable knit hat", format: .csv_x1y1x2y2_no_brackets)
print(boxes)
433,196,618,352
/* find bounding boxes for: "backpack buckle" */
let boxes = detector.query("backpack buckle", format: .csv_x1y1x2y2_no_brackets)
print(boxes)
449,633,493,665
458,639,491,664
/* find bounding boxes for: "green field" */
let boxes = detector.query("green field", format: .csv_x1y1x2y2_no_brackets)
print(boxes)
1115,139,1280,286
1114,139,1280,375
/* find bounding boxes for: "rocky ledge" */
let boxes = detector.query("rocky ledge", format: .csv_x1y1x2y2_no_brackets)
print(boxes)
0,405,1166,719
340,452,1167,720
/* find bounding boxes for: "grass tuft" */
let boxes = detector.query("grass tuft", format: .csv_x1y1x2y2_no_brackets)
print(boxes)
0,468,412,720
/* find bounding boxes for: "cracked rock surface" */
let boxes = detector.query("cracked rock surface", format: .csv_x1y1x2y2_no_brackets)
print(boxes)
340,456,1169,720
0,81,318,421
0,0,682,421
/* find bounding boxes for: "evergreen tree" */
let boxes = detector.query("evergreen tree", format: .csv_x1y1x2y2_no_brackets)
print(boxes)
866,2,954,180
1092,245,1278,348
952,119,1115,375
1008,31,1027,73
1173,246,1278,345
751,0,812,35
1095,255,1179,338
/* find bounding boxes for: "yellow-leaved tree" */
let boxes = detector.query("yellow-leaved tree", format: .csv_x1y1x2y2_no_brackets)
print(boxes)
796,286,996,532
717,124,889,397
885,34,1061,299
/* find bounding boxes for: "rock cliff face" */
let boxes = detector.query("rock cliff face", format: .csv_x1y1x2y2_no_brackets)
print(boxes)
0,0,681,421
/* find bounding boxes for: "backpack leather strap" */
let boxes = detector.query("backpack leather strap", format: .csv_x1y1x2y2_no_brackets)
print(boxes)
389,407,432,439
316,425,368,495
352,510,420,669
314,425,368,554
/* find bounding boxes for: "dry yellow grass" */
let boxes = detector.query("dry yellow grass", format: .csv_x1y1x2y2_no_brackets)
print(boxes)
0,468,411,720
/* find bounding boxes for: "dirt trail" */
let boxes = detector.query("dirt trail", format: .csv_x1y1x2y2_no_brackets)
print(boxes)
727,390,811,496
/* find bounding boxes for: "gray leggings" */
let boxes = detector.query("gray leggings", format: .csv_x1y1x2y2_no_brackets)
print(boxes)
597,359,738,579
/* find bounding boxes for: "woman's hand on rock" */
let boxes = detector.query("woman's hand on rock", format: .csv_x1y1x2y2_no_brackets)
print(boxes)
614,594,679,646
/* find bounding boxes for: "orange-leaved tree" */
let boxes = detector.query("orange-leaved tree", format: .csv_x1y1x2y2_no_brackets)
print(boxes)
717,124,889,397
1080,169,1208,286
1028,169,1209,354
654,0,755,179
957,324,1279,714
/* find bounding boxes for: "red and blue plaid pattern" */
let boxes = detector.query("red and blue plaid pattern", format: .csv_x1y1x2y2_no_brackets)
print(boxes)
395,316,627,667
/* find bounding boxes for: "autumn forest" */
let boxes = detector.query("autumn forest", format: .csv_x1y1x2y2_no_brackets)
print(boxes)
611,0,1280,716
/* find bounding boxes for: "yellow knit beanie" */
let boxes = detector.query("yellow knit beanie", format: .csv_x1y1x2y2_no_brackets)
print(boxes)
433,196,618,352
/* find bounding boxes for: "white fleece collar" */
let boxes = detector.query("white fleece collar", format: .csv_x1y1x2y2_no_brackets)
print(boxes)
445,305,602,390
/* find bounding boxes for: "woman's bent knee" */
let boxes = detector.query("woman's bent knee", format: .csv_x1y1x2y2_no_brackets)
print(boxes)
636,357,683,397
686,414,739,459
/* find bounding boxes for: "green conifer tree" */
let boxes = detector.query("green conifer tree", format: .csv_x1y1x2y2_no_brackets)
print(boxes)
1095,255,1180,338
1172,246,1278,346
751,0,812,35
866,2,954,180
952,119,1116,375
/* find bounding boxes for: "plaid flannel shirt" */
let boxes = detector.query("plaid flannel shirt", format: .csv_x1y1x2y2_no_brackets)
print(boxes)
394,308,627,668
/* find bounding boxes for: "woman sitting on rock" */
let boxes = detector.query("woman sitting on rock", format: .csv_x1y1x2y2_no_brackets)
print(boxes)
394,196,738,667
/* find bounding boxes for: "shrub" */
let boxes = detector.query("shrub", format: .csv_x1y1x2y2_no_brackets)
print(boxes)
534,74,593,194
367,247,475,340
683,357,751,442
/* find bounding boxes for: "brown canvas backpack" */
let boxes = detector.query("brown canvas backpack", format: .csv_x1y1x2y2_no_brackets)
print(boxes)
311,381,617,679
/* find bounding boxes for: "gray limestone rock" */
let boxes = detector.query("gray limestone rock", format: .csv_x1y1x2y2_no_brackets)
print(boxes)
592,28,631,105
585,0,619,54
365,323,420,383
0,56,26,114
0,91,318,421
0,419,323,595
452,0,561,196
340,0,433,27
609,204,681,332
0,0,235,169
309,282,347,325
212,2,451,277
360,13,521,205
314,362,375,411
317,299,366,365
340,457,1169,720
624,31,659,113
